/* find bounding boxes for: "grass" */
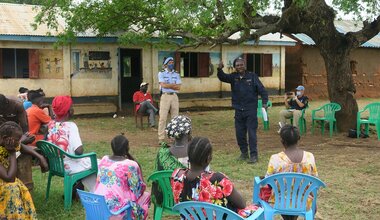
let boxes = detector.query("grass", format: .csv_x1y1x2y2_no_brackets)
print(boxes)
31,98,380,220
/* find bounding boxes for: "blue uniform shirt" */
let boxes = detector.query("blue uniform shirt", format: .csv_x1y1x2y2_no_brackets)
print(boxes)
217,68,268,111
158,69,182,93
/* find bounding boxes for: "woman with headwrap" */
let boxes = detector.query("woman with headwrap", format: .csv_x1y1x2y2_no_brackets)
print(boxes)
152,115,192,206
46,96,96,193
155,115,192,171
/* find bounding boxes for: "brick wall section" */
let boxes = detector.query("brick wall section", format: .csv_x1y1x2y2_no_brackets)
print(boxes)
286,46,380,99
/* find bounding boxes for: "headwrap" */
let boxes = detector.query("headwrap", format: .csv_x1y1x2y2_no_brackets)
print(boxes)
52,96,73,120
165,115,192,139
163,57,174,65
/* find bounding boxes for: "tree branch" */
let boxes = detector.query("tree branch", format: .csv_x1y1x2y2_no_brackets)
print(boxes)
346,15,380,48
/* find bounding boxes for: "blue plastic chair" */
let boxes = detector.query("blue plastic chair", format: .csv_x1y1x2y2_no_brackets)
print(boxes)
173,201,265,220
77,189,132,220
257,99,272,130
253,173,326,220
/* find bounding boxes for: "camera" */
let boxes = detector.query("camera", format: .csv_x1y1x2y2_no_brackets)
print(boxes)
286,92,293,96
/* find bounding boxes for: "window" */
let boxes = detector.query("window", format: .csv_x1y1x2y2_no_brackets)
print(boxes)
245,53,273,77
158,51,220,78
0,48,40,79
178,52,212,77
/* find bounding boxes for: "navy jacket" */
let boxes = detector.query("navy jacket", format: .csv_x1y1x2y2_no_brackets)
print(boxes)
218,68,268,111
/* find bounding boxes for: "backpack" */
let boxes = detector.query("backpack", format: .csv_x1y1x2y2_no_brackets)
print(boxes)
347,129,369,138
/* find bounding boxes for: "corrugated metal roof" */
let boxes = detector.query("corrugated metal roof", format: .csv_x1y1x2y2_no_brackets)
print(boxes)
0,3,296,46
0,3,66,36
292,20,380,48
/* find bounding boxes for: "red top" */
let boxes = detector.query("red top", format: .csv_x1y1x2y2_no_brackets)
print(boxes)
132,91,153,112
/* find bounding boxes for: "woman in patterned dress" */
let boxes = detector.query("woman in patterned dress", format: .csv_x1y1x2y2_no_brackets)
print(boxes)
94,135,150,220
47,96,96,192
265,125,318,220
171,137,259,218
0,121,37,219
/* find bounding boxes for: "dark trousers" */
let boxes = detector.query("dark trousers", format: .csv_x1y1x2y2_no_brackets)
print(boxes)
138,101,158,127
234,109,258,157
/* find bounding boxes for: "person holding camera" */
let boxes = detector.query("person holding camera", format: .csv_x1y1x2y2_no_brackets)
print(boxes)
279,85,309,132
217,58,268,164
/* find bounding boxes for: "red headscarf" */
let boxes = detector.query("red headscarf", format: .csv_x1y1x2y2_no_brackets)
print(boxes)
52,96,73,120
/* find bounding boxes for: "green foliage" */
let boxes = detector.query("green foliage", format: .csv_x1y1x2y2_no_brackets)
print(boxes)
33,0,379,46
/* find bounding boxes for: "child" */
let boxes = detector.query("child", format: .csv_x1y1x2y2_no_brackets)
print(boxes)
0,121,37,219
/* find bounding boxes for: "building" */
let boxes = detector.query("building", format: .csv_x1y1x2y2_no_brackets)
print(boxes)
0,3,296,114
286,20,380,99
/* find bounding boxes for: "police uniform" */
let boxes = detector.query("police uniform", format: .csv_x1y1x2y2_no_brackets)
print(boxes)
157,68,182,142
217,68,268,161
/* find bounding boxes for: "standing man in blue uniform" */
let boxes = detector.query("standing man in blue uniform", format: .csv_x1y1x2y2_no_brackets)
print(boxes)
157,57,181,144
217,58,268,164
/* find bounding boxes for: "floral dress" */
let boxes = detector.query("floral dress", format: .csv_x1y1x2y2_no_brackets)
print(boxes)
171,169,259,218
94,156,150,220
265,151,318,209
0,146,37,220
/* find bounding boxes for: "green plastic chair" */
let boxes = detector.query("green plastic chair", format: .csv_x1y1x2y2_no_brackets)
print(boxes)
36,140,98,210
287,108,307,135
148,170,179,220
257,99,272,130
357,102,380,140
311,103,341,137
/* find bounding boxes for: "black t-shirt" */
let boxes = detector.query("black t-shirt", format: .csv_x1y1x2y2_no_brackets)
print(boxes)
288,95,308,110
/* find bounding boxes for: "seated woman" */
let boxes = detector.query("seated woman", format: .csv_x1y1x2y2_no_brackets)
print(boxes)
0,121,38,219
94,135,150,220
265,125,318,220
171,137,259,218
46,96,96,192
155,115,192,171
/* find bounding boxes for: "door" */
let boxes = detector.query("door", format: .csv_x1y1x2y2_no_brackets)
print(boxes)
119,49,142,104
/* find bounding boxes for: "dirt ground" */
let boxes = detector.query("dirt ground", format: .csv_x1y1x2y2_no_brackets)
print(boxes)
75,107,380,220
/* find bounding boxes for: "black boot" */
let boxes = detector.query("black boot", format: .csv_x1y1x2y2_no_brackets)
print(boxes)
237,153,249,161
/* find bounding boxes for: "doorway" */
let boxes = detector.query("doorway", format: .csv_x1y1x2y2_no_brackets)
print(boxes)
119,49,142,105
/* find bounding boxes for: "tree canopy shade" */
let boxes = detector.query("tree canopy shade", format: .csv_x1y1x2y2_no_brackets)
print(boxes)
35,0,380,131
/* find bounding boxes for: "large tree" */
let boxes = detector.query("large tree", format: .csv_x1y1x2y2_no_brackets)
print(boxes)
35,0,380,131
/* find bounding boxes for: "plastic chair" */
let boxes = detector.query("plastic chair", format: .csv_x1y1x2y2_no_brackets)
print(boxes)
288,108,307,135
357,102,380,140
253,173,326,220
148,170,179,220
257,99,272,130
173,201,265,220
77,189,132,220
36,140,98,210
311,102,341,137
134,102,149,129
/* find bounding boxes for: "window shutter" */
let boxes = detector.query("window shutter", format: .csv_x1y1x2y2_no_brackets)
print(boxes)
0,49,3,78
262,54,273,77
175,52,181,73
28,49,39,79
197,53,210,77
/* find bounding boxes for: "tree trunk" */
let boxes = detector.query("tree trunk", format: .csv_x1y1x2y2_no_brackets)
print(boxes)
320,49,358,131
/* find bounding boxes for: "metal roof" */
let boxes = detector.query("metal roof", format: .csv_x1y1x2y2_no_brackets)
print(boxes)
0,3,296,46
291,20,380,48
0,3,65,36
